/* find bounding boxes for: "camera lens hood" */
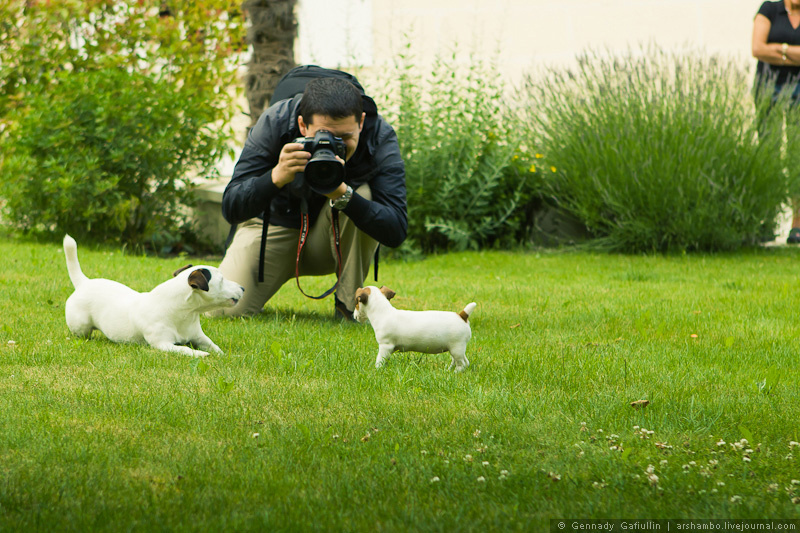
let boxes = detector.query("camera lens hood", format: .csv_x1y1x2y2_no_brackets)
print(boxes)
304,150,344,194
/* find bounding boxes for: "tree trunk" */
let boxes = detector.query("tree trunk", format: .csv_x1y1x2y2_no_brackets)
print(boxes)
242,0,296,128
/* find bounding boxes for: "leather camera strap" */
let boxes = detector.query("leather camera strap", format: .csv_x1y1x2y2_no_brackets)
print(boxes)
257,197,343,298
295,200,342,299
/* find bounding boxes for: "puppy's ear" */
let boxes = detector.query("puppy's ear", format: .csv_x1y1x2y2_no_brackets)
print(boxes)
188,268,211,292
379,286,396,300
173,264,193,277
356,287,370,306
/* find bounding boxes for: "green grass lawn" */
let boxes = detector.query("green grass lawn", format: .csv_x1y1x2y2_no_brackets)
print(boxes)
1,234,799,531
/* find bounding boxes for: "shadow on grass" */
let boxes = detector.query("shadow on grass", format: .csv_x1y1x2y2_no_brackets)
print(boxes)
218,306,360,327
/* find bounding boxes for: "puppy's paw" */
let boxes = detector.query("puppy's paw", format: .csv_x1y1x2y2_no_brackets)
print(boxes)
192,338,223,355
182,347,210,357
375,345,393,369
153,343,209,357
451,360,469,372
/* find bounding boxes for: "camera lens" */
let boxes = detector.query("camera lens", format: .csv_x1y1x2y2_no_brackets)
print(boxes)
305,149,345,194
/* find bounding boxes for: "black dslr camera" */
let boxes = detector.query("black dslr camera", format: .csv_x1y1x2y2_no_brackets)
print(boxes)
291,130,346,195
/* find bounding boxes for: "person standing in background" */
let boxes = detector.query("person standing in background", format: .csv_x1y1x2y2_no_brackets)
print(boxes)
753,0,800,243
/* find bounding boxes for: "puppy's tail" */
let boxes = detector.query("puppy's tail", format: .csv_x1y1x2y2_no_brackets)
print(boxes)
458,302,477,322
63,234,89,289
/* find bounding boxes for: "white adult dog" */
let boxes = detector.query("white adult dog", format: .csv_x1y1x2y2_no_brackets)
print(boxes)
63,234,244,357
353,285,476,371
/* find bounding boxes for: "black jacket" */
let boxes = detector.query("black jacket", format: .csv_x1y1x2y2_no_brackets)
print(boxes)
221,95,408,248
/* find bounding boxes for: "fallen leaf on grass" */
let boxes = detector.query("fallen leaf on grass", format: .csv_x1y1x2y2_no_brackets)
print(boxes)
631,400,650,409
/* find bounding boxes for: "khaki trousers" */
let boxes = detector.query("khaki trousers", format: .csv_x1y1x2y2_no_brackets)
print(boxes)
217,184,378,316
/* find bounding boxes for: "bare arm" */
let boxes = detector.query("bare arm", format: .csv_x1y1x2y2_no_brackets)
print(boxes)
752,13,800,66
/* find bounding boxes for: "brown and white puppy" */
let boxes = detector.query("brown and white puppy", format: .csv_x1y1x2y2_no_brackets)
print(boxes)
353,285,476,371
63,234,244,357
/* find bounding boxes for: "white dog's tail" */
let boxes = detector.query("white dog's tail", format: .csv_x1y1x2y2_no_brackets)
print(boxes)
63,234,89,289
458,302,477,322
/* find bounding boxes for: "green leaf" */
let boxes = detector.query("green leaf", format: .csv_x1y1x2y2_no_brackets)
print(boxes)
216,376,235,394
270,342,282,357
757,365,780,395
297,423,311,441
191,358,210,376
739,425,754,444
724,337,735,348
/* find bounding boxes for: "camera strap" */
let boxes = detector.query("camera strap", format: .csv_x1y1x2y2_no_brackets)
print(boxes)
256,197,343,299
294,198,342,300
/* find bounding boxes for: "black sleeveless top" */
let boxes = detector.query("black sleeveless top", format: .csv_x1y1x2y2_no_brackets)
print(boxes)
755,1,800,91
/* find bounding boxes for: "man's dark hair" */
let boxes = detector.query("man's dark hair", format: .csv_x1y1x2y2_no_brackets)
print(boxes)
299,77,363,124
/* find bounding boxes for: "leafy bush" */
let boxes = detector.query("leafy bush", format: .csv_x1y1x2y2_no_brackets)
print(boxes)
1,68,229,246
0,1,244,120
375,50,541,255
0,0,244,248
524,46,795,252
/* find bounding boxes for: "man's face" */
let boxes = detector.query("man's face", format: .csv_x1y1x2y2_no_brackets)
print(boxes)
298,112,365,162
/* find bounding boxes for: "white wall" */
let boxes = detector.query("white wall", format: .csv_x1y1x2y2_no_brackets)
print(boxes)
296,0,373,67
297,0,761,85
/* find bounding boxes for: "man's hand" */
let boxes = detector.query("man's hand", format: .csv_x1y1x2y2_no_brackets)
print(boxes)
324,181,348,200
322,155,348,199
272,143,310,188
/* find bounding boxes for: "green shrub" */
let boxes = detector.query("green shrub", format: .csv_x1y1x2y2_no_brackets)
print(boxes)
375,50,541,255
0,1,243,122
0,0,243,249
524,46,794,252
1,68,229,247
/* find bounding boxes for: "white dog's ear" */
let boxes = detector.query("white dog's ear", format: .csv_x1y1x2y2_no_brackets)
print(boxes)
356,287,370,306
173,264,193,277
188,268,211,292
380,286,396,300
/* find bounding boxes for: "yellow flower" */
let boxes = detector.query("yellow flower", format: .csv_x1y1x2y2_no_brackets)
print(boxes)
529,164,537,173
535,153,544,159
550,166,557,173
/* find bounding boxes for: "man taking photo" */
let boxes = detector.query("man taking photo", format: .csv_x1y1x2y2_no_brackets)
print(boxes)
216,66,407,320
